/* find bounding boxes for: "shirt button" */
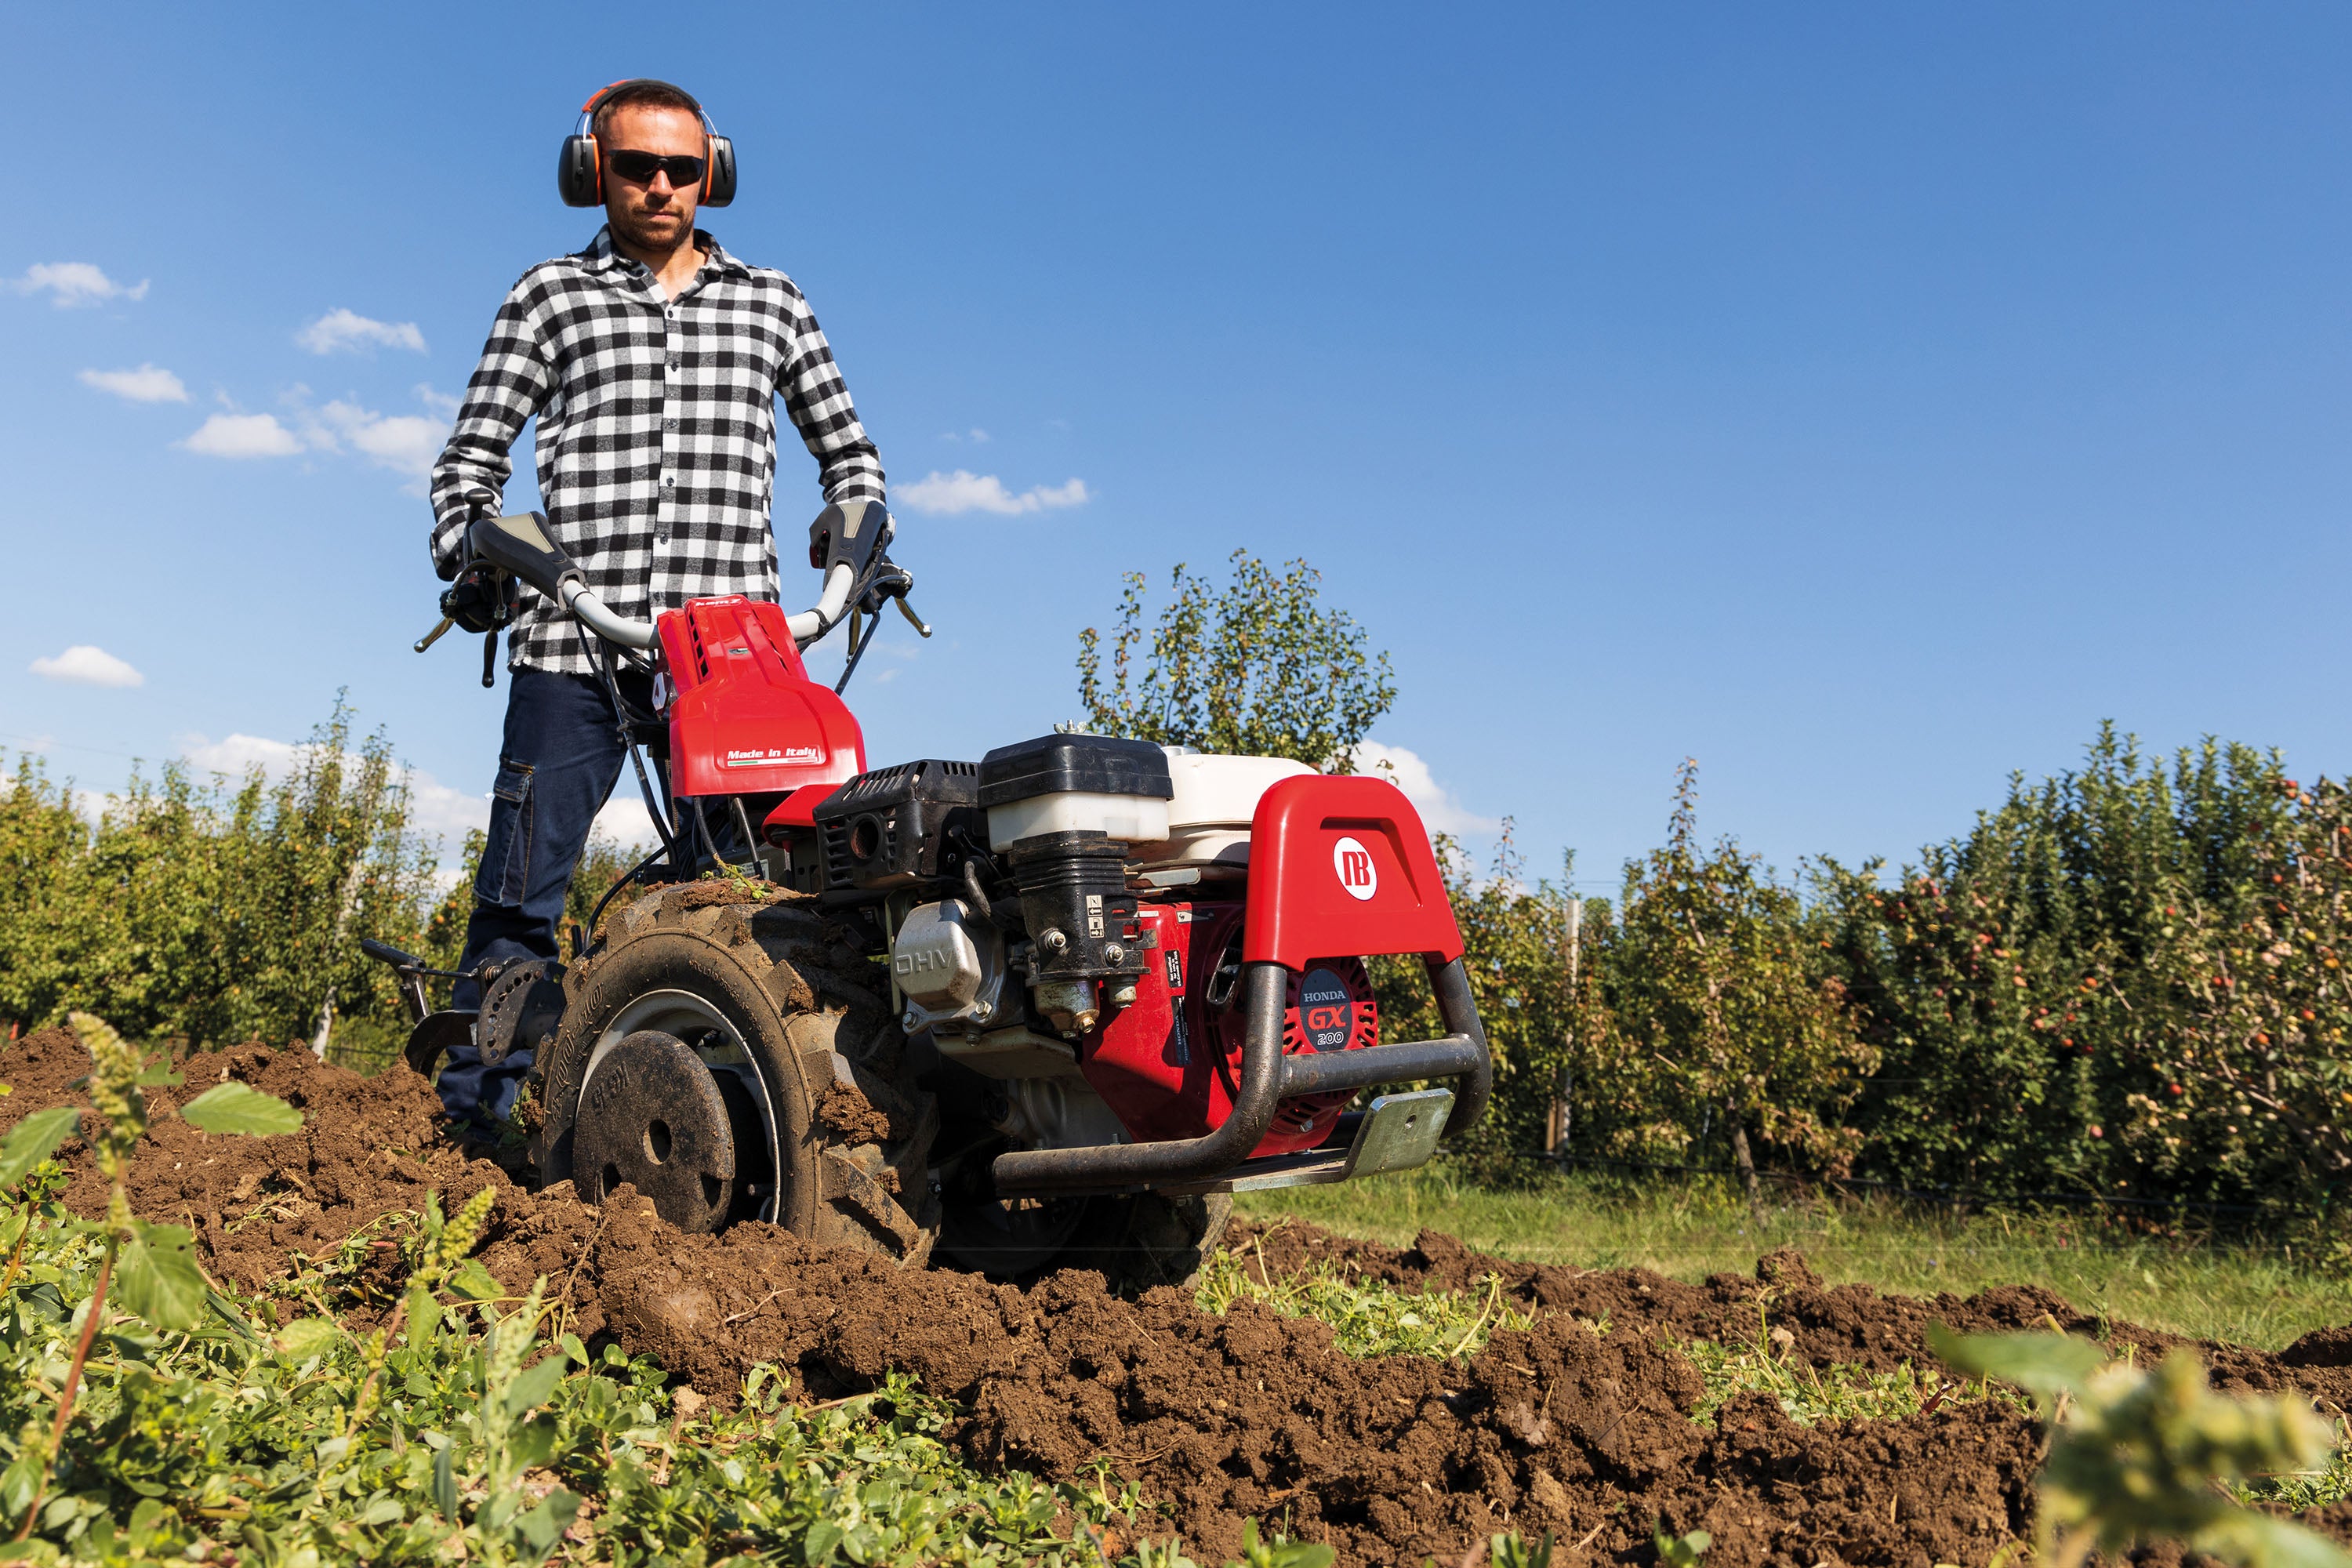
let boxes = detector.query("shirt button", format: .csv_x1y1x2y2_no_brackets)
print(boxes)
663,476,674,488
663,418,675,431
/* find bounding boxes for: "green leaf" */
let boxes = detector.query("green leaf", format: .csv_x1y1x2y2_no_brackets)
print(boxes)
115,1220,206,1332
432,1444,457,1523
406,1283,441,1348
448,1257,502,1301
0,1108,78,1190
1927,1323,2107,1403
206,1288,261,1342
133,1065,183,1088
515,1488,580,1559
1655,1528,1712,1568
503,1356,567,1418
179,1081,303,1138
561,1332,589,1367
0,1448,44,1525
274,1316,343,1361
509,1415,558,1475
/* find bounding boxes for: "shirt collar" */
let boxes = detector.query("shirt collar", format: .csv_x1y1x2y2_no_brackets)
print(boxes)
578,226,750,281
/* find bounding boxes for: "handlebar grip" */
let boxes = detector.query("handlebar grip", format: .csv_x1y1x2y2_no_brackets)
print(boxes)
360,937,424,968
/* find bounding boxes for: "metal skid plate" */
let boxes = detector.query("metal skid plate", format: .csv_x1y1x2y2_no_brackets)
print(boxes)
1160,1087,1456,1195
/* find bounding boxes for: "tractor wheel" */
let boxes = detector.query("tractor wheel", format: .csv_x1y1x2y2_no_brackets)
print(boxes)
940,1188,1230,1293
532,885,940,1265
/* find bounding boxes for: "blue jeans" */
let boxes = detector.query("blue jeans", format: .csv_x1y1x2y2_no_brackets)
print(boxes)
442,667,651,1129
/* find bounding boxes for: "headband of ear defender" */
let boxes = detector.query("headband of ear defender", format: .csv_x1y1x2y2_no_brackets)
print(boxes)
557,78,736,209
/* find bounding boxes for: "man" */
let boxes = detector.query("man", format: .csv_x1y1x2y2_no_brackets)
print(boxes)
426,78,885,1132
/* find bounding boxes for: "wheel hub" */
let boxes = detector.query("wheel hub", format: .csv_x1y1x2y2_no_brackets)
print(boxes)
574,1029,748,1233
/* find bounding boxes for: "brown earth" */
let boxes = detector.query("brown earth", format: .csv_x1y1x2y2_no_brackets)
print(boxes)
5,1024,2348,1566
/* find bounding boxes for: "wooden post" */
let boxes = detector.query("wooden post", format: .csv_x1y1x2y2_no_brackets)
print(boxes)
1545,897,1581,1153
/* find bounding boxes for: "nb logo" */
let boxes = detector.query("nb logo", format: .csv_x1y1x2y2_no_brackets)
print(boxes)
1332,836,1377,902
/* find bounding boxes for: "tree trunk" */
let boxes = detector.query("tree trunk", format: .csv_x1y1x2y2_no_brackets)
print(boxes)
1728,1113,1762,1222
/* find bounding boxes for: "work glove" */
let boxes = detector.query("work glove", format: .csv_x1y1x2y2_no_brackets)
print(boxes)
440,563,520,634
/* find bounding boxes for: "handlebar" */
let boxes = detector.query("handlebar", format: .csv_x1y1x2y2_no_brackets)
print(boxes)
417,506,916,673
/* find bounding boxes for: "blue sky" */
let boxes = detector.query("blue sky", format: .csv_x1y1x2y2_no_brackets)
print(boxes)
4,3,2348,890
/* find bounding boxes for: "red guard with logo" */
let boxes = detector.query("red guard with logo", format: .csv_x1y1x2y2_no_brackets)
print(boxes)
1242,775,1466,970
656,597,866,799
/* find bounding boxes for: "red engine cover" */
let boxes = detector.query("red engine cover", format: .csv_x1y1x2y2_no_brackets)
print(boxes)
655,597,866,799
1080,901,1378,1157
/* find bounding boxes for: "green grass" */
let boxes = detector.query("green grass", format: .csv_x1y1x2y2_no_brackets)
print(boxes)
1240,1166,2352,1351
1192,1247,1552,1360
1681,1297,2029,1428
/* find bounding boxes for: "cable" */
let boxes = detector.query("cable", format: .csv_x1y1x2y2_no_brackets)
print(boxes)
586,840,674,942
595,642,677,864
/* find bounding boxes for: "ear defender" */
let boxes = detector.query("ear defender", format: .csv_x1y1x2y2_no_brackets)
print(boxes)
557,80,735,209
557,131,603,208
702,135,736,208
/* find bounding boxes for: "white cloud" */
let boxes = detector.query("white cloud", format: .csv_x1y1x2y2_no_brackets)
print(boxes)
180,731,492,852
939,427,990,444
593,793,666,850
298,308,426,355
314,399,443,478
30,645,144,688
897,469,1091,516
181,733,298,775
10,262,148,307
1350,741,1499,836
180,412,305,459
415,383,460,420
78,363,188,404
178,730,668,855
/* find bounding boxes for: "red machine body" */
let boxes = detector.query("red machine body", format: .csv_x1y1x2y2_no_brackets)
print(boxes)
655,597,866,799
1080,901,1379,1156
1080,775,1460,1158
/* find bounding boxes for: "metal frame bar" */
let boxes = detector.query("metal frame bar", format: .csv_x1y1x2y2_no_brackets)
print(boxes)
989,953,1492,1197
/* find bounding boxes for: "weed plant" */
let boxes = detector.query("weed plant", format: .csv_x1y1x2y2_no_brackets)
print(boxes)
1192,1247,1544,1360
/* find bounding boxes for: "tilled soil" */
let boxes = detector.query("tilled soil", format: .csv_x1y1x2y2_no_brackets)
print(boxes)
5,1025,2349,1566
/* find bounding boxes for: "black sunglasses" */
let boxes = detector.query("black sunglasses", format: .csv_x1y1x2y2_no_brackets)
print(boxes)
607,149,706,187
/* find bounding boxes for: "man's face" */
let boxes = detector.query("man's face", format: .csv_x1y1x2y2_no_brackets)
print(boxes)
601,103,704,251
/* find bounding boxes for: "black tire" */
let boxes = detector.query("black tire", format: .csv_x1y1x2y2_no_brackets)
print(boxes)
941,1187,1230,1293
533,884,940,1265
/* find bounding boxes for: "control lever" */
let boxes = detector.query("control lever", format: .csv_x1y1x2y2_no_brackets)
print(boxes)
414,615,456,653
893,593,932,639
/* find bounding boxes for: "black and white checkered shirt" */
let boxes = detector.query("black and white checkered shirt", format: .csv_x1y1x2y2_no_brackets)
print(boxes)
428,227,885,674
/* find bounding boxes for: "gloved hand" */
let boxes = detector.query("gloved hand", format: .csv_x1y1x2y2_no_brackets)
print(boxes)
439,564,520,633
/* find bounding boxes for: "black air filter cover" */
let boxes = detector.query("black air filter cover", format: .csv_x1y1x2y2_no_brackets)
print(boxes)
978,735,1173,808
811,758,982,891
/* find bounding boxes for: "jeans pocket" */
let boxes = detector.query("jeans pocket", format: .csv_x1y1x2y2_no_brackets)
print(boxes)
474,757,536,908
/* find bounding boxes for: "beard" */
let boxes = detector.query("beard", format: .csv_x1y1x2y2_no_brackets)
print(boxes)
612,198,692,253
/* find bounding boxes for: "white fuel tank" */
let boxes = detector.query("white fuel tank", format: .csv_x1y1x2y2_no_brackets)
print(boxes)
1127,747,1316,884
